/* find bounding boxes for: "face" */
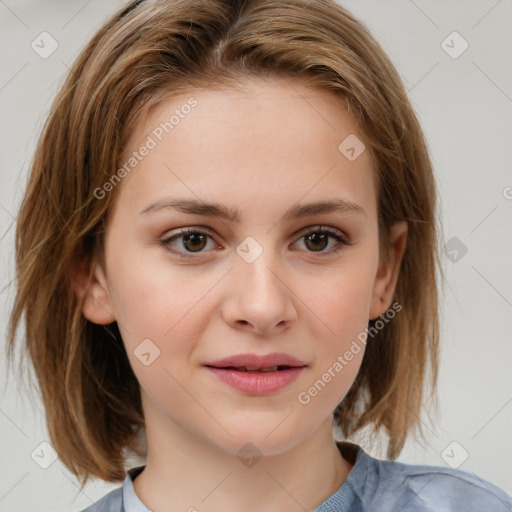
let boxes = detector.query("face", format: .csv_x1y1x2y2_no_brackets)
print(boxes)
78,77,407,457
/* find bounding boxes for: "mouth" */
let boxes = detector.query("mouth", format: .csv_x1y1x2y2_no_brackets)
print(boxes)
204,352,307,371
205,365,297,373
204,364,306,395
203,353,307,394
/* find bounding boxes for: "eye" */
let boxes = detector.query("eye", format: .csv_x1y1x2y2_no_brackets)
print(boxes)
292,226,350,255
160,225,350,258
160,227,218,256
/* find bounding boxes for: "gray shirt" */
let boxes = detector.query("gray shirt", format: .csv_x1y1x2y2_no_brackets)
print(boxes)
79,441,512,511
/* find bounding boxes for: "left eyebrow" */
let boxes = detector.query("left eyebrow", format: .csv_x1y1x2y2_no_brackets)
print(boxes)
139,197,367,222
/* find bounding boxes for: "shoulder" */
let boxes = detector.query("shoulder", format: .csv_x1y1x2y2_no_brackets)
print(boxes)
353,450,512,512
78,485,123,512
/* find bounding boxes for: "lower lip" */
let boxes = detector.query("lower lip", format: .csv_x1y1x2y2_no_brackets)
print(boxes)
205,366,305,395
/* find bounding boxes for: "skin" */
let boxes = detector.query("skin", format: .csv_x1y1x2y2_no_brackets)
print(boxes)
75,76,407,512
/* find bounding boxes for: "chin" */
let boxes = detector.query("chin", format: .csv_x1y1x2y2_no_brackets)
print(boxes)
207,424,306,459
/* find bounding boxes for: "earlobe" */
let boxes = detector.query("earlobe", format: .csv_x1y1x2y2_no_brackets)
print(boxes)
71,258,116,325
369,220,408,320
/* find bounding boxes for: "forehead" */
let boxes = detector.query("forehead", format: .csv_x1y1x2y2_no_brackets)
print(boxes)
115,77,377,224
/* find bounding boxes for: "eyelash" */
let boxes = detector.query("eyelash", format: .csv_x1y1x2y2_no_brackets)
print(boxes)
159,226,351,258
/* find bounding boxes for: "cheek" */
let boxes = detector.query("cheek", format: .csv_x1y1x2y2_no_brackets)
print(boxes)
296,273,372,409
107,261,213,404
303,258,376,345
295,257,375,403
105,239,216,354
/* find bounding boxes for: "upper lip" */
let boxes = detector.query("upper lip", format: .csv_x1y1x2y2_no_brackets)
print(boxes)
204,352,307,370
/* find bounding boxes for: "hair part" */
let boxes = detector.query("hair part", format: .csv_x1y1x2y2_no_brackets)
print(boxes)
6,0,445,488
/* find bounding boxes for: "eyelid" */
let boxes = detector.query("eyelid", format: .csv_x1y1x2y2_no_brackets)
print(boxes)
296,224,348,239
160,225,218,243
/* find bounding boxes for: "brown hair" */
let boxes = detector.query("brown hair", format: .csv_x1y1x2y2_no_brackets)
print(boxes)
6,0,445,489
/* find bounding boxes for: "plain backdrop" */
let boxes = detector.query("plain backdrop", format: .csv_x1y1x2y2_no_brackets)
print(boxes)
0,0,511,510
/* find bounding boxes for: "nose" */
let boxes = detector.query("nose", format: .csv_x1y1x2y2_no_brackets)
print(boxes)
221,248,297,336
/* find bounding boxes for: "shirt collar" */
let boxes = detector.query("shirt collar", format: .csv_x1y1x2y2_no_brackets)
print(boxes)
122,465,151,512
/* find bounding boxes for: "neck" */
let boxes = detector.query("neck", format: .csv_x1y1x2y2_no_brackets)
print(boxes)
133,411,354,512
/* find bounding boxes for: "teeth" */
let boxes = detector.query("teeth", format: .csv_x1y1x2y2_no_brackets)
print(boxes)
232,365,279,372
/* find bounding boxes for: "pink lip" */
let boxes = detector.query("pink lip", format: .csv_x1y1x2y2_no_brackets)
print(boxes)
204,352,307,370
205,366,305,395
204,352,307,396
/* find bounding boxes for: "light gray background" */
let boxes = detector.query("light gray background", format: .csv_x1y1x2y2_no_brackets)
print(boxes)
0,0,511,510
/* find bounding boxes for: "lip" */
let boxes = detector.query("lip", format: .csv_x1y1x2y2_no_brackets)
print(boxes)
203,352,307,396
205,366,305,395
204,352,307,370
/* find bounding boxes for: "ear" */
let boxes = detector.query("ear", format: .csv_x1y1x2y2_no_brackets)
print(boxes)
71,257,116,325
369,220,408,320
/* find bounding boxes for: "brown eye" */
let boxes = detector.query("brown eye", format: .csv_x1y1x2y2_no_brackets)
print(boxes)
304,232,330,252
161,228,216,256
294,226,349,255
179,232,208,252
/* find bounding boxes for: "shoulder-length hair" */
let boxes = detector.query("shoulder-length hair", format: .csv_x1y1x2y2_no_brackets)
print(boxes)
7,0,445,488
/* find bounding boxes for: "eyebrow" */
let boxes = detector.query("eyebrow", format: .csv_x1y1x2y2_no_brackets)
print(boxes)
140,197,367,222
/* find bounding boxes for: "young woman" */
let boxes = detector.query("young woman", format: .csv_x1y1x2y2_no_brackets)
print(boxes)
7,0,511,510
